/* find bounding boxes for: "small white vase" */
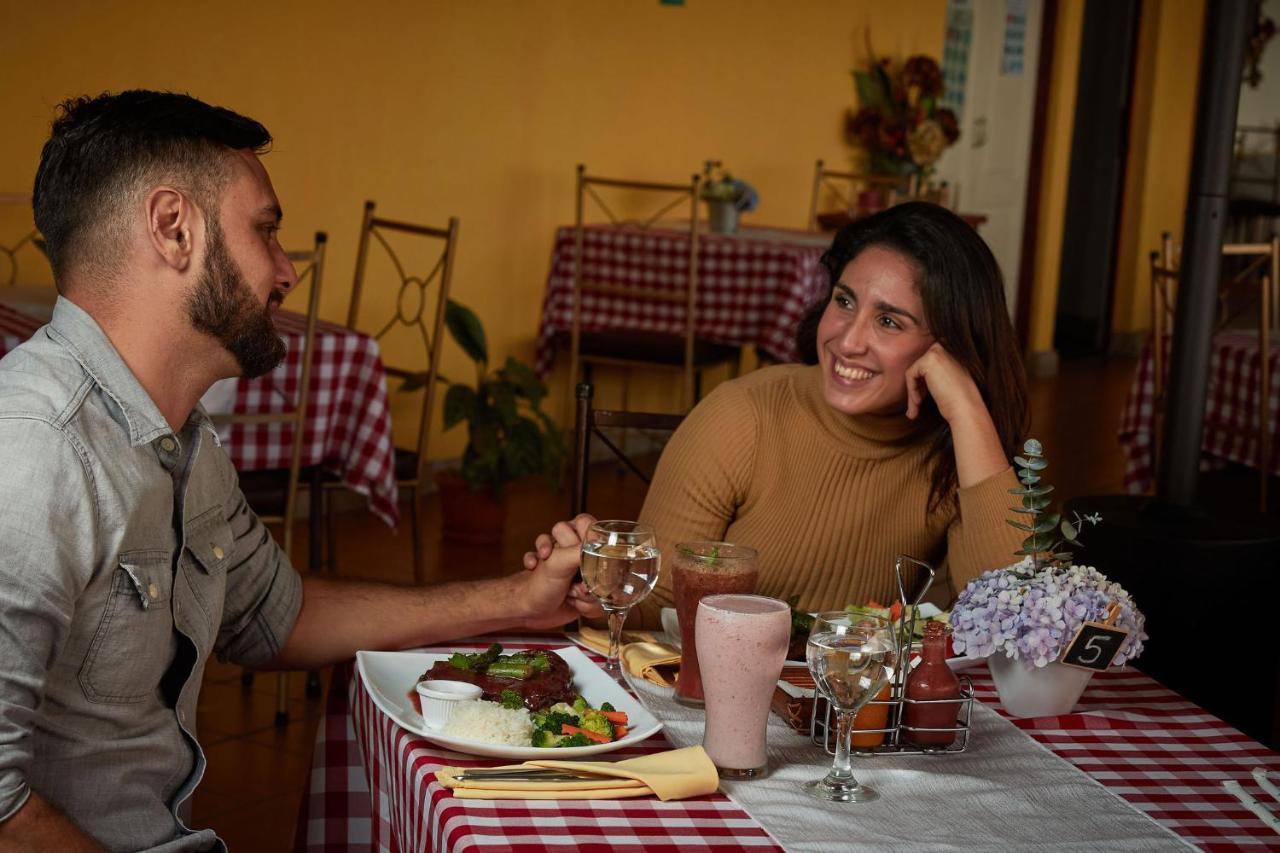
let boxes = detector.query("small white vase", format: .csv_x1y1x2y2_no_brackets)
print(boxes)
987,653,1094,718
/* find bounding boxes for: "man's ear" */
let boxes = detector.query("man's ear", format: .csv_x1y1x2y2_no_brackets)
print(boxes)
146,186,197,272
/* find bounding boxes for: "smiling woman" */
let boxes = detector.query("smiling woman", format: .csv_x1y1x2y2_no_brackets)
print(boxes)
636,203,1029,623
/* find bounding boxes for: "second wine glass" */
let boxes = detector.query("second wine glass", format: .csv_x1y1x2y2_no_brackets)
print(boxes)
804,611,897,803
579,520,661,675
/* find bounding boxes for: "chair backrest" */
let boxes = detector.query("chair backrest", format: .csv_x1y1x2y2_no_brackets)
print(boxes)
0,193,48,288
213,231,327,556
571,382,685,516
1150,233,1279,509
571,164,701,409
807,159,914,231
348,201,457,485
1231,124,1280,204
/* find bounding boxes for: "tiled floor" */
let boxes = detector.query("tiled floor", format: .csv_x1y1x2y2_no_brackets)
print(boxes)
191,356,1139,850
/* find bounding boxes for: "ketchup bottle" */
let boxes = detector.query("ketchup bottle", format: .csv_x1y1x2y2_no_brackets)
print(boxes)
904,622,961,747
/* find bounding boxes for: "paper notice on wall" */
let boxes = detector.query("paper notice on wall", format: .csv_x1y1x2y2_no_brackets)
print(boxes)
942,0,972,119
1001,0,1028,76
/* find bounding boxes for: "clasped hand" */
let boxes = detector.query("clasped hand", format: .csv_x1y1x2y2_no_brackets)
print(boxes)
519,513,604,626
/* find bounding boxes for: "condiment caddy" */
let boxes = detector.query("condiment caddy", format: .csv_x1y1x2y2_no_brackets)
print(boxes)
809,555,976,756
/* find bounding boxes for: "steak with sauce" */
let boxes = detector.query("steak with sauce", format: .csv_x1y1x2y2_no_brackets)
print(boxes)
419,649,576,711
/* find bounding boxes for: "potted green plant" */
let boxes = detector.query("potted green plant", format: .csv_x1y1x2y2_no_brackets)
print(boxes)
700,160,759,234
435,300,564,543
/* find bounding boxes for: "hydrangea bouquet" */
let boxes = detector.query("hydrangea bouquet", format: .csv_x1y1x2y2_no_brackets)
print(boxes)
950,440,1147,669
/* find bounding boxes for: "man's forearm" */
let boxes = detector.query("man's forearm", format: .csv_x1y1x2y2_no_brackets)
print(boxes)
263,574,531,670
0,790,101,852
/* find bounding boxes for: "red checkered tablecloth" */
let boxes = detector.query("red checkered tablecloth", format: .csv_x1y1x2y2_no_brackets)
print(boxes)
296,637,1280,852
534,224,831,376
222,309,398,525
1120,331,1280,493
0,303,399,525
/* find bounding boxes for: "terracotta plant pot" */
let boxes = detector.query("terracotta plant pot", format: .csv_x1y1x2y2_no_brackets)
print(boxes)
987,653,1094,718
434,469,508,544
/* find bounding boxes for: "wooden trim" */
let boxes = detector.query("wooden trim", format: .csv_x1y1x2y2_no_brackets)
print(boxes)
1015,0,1059,353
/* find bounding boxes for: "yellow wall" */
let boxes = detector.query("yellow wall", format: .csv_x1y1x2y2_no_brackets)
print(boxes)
1111,0,1204,337
1027,0,1085,356
0,0,945,456
1028,0,1205,357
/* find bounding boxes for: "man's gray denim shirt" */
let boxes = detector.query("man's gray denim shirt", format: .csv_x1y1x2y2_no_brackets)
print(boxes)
0,298,303,851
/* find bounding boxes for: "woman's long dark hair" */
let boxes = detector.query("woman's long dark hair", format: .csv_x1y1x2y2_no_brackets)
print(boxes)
795,202,1029,512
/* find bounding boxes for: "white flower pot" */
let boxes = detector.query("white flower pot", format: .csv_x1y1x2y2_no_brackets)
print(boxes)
987,654,1094,718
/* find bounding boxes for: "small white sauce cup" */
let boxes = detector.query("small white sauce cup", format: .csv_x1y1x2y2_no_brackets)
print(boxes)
416,680,483,728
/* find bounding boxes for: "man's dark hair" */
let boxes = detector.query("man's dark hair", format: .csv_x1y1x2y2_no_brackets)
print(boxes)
795,201,1030,512
32,90,271,288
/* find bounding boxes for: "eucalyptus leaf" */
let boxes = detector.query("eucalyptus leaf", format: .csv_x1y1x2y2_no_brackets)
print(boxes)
1033,513,1061,534
1006,520,1034,532
1061,519,1078,541
1014,456,1048,470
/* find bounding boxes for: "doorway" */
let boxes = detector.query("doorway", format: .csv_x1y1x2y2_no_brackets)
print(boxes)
1053,0,1141,357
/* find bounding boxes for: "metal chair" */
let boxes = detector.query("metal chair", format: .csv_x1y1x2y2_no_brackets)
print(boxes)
1149,232,1280,509
329,201,457,584
807,159,914,231
571,382,685,517
568,165,739,415
213,231,327,725
0,193,45,289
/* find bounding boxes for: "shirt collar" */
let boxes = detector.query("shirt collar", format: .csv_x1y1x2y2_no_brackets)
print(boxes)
47,296,206,447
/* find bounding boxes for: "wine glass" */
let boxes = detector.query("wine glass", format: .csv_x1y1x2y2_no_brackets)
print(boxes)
579,520,661,675
804,611,897,803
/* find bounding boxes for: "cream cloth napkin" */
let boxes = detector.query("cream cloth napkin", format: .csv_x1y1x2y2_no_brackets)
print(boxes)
436,745,718,801
626,674,1194,852
568,627,681,687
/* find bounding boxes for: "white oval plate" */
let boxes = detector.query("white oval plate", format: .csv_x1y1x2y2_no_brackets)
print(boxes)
356,645,663,759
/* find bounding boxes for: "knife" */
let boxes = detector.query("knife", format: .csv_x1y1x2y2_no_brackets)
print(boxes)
451,767,613,782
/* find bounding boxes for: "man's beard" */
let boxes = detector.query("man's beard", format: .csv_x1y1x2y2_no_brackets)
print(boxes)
186,219,286,379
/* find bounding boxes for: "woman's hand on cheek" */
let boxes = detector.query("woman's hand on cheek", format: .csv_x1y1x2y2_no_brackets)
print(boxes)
904,343,986,425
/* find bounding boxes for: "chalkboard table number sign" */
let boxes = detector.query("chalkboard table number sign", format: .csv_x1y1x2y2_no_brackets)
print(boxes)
1060,602,1130,671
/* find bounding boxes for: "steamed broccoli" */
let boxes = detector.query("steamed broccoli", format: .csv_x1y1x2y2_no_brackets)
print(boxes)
571,696,589,716
600,702,616,713
560,732,592,747
532,729,564,748
532,710,579,733
577,711,615,740
499,689,524,710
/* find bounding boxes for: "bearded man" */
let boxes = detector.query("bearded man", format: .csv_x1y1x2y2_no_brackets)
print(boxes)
0,90,598,852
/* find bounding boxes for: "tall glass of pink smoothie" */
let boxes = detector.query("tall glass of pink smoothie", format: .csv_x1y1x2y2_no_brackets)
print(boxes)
672,542,758,707
696,594,790,778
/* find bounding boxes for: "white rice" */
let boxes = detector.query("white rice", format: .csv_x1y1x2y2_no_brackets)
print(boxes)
441,700,533,746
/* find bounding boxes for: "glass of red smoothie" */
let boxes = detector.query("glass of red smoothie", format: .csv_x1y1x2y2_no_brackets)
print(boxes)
671,541,759,707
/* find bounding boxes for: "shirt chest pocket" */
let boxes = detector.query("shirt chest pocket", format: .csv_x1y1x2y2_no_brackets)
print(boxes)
177,509,234,653
78,550,177,705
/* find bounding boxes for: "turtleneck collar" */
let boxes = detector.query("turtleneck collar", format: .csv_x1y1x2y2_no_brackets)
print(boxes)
789,364,928,458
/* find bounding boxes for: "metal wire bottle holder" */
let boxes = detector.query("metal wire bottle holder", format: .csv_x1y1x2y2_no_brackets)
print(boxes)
809,555,975,756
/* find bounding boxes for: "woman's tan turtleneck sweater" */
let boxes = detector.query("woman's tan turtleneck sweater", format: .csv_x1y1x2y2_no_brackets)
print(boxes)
635,364,1023,626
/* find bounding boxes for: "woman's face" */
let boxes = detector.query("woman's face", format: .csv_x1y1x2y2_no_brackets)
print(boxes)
816,245,935,416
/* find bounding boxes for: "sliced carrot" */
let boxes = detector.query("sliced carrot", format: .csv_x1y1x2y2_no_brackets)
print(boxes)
889,601,903,623
614,726,629,739
601,710,629,725
561,724,610,744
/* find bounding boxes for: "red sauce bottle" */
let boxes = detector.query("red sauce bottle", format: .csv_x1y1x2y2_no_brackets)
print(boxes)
904,622,961,747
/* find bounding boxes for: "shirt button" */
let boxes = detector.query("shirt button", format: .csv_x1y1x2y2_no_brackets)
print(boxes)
160,437,176,452
212,545,225,560
147,583,159,600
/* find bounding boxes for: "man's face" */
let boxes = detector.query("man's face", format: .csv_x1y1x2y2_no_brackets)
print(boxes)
185,152,297,379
